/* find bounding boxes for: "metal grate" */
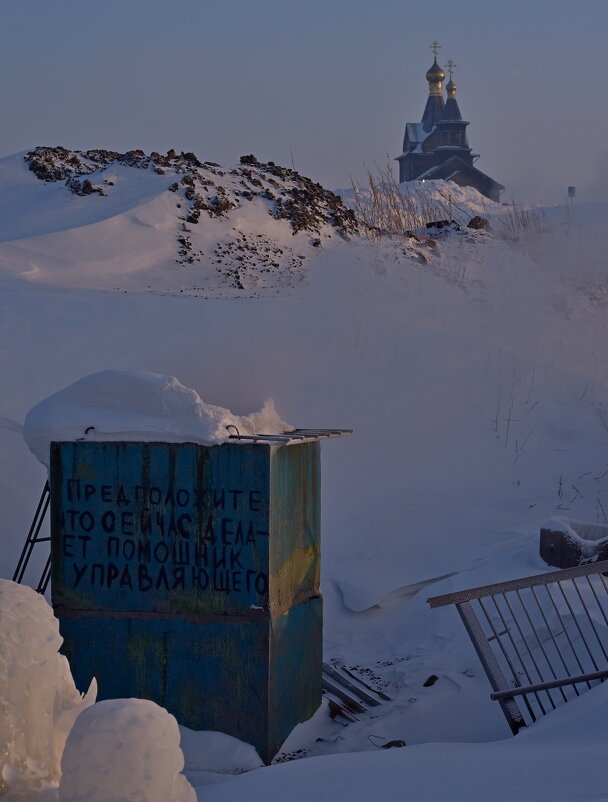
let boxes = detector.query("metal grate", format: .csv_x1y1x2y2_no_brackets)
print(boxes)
228,428,353,444
428,560,608,733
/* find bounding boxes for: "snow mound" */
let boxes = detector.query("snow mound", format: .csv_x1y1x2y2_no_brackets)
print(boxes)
199,681,608,802
339,176,500,240
58,698,195,802
401,178,503,220
24,147,358,240
179,728,263,774
23,370,292,467
0,579,96,800
0,148,361,297
340,177,502,224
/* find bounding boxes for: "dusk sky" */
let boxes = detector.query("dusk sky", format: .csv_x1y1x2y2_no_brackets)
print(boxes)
1,0,606,205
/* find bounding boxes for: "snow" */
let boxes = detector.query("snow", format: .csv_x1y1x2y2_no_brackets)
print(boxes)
0,149,354,297
179,728,263,784
405,122,428,146
23,370,290,467
2,148,608,799
401,177,503,217
57,699,195,802
0,580,96,800
0,580,234,801
340,176,503,226
199,681,608,802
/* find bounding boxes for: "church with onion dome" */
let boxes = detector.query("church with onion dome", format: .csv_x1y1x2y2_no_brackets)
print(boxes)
396,43,504,202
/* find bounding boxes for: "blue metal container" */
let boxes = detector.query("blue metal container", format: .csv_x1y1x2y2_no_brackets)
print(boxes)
50,439,323,763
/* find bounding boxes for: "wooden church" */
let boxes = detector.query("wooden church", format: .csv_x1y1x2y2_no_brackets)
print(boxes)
396,44,504,202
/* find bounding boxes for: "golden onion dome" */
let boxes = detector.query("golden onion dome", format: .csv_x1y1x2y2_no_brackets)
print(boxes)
446,78,457,96
426,58,445,84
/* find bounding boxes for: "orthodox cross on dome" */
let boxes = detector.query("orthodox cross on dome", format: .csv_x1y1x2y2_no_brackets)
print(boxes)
396,50,505,201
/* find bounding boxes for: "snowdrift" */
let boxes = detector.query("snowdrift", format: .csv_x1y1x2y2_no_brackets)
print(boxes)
0,148,358,295
0,579,196,802
23,370,290,467
0,580,96,799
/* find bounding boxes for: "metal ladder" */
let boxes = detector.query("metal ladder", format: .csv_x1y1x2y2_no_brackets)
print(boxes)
12,481,51,594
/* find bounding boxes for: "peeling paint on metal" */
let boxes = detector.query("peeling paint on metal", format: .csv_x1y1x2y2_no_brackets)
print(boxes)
50,440,323,763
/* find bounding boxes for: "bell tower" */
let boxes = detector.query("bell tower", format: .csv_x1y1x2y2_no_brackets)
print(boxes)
421,41,446,131
433,59,474,159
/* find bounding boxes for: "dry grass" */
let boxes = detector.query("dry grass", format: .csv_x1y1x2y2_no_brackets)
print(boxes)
495,201,550,240
351,164,478,238
351,164,551,242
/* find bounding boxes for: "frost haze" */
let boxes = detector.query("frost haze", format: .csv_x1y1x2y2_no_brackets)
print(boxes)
2,148,608,799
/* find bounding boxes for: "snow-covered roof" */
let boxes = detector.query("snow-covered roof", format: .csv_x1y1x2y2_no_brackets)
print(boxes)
415,156,504,191
416,163,443,180
406,122,427,143
402,122,432,156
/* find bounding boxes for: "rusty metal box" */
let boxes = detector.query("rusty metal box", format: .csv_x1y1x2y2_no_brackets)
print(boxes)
50,439,322,763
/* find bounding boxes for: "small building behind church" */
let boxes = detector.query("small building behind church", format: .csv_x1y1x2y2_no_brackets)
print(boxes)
396,48,504,202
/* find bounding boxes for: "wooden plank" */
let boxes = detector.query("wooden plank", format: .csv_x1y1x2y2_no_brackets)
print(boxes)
321,678,367,714
340,665,392,702
322,663,381,706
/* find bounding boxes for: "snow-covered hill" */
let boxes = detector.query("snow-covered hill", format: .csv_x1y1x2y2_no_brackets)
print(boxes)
2,147,608,800
0,148,486,295
0,147,362,295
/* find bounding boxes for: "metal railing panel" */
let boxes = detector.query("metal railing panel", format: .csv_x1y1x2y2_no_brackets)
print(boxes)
428,560,608,608
457,600,527,733
428,560,608,731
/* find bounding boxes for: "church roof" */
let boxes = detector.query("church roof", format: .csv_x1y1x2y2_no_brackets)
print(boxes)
421,94,445,131
442,96,462,121
426,58,445,84
395,46,504,201
405,122,431,152
416,155,504,192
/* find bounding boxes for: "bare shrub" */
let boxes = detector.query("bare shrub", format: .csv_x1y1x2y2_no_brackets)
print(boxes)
496,201,550,240
351,164,475,238
351,163,552,244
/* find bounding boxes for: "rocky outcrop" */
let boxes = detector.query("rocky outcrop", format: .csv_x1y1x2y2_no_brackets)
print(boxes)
25,147,359,240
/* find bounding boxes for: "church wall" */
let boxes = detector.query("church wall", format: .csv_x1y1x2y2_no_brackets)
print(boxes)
397,153,435,183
